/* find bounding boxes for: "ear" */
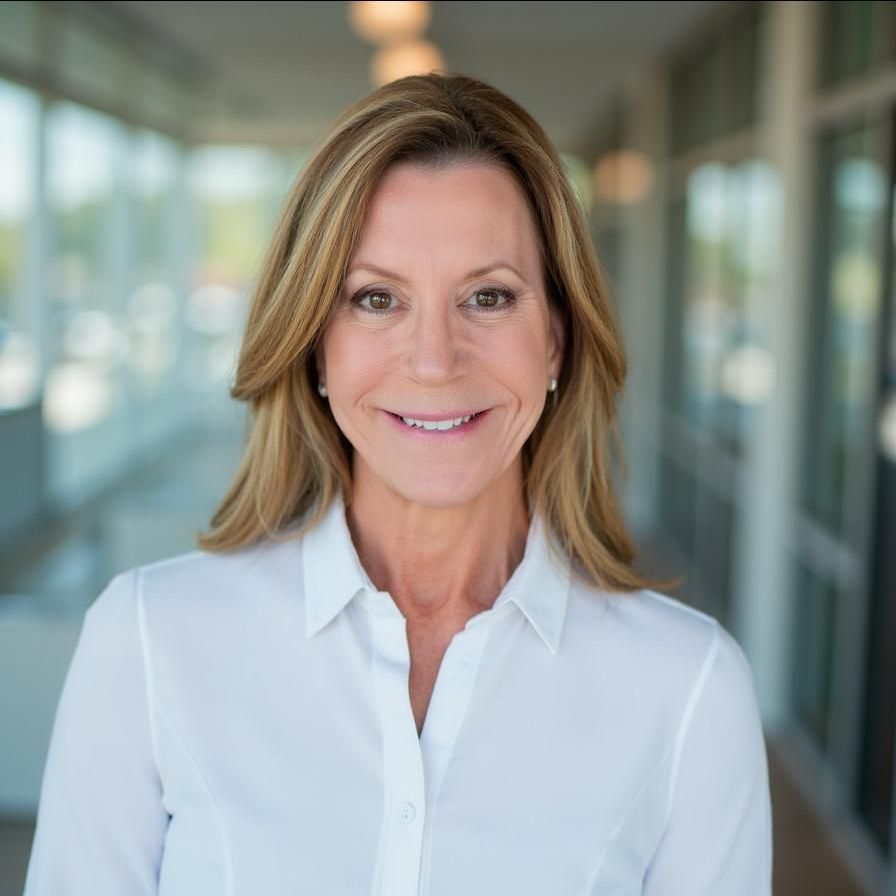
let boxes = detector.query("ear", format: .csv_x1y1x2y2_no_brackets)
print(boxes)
547,302,565,379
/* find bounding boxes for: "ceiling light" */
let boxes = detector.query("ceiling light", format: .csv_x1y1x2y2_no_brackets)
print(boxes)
349,1,431,45
592,150,654,205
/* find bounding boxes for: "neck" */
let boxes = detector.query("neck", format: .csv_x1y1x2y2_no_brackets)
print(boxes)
345,454,530,629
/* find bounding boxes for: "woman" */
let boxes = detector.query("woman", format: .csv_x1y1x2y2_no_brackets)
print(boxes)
24,72,772,894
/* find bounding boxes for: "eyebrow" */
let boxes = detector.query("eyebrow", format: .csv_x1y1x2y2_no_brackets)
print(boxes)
346,260,527,284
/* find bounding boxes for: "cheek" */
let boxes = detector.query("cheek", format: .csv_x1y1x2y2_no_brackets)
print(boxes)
323,325,388,395
481,320,550,391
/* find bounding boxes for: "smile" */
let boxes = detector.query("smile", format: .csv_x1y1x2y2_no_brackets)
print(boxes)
382,408,490,437
399,412,478,430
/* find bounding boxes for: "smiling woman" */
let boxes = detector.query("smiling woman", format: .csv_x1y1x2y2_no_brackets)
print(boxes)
318,161,565,517
23,71,773,896
198,77,658,598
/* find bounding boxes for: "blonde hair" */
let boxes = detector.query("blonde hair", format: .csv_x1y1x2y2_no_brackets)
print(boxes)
197,71,680,595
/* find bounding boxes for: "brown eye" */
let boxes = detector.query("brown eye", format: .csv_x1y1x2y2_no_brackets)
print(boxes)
352,289,396,314
467,287,516,312
367,292,392,310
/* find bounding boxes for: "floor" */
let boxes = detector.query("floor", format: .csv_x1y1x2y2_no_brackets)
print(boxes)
767,736,871,896
0,411,877,896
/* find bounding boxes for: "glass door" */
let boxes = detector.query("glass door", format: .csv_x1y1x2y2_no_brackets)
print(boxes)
855,107,896,858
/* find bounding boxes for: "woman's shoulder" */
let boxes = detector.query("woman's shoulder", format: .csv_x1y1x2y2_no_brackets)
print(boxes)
604,587,721,653
571,579,717,647
627,588,753,680
89,534,303,622
569,582,757,715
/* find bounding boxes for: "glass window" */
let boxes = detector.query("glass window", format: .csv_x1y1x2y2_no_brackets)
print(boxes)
185,146,291,398
124,129,191,449
663,196,687,410
789,560,840,753
0,78,40,410
694,486,737,627
130,130,180,399
658,455,696,561
716,159,780,452
854,162,896,857
682,162,729,433
660,155,779,624
44,100,131,505
856,471,896,854
678,159,778,454
801,125,888,536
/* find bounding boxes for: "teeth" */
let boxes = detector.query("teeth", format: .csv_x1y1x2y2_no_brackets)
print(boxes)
400,413,475,430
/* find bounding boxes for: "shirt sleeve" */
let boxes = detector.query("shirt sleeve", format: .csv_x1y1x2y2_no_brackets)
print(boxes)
641,621,774,895
22,568,170,895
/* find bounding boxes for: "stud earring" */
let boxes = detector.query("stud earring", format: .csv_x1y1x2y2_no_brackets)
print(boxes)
317,381,327,397
548,377,557,392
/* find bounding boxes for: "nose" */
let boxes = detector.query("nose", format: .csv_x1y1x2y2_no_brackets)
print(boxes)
407,296,462,384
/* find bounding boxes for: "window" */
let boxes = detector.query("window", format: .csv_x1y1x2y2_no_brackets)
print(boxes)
789,560,841,752
127,130,187,445
44,100,130,505
185,146,291,396
678,159,778,455
801,125,887,537
0,78,40,410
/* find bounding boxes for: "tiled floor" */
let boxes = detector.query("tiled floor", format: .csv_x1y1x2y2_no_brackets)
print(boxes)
0,412,876,895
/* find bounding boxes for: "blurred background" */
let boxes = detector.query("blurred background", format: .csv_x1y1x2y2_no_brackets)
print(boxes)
0,0,894,893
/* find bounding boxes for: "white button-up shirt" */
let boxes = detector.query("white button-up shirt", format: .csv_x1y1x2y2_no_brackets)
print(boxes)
24,493,773,895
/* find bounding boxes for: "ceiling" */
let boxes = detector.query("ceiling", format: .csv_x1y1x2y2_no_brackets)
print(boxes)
104,0,724,156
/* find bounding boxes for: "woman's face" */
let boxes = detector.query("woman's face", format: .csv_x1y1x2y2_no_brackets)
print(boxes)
317,160,564,508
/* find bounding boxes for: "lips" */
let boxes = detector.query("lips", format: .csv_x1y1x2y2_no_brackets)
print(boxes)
386,409,487,422
381,407,492,436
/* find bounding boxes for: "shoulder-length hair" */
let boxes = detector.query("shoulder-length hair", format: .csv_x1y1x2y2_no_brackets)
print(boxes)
197,70,680,596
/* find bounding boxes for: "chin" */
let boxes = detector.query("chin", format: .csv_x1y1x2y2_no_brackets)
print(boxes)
382,469,490,509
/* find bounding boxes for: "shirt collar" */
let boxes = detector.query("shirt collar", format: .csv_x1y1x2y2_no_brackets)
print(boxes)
302,492,571,653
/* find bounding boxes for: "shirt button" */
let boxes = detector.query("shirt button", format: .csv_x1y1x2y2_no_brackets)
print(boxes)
398,801,416,826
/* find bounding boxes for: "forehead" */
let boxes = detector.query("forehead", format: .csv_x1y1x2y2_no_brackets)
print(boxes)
352,161,541,272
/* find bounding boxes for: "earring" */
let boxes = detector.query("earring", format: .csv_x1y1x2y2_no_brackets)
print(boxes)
548,377,557,392
317,381,327,397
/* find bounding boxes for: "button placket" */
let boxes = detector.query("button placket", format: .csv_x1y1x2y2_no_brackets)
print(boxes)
418,624,490,749
415,621,495,896
369,611,427,896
